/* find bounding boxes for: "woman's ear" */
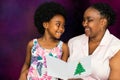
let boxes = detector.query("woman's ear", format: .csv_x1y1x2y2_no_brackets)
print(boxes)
101,18,107,26
43,22,48,29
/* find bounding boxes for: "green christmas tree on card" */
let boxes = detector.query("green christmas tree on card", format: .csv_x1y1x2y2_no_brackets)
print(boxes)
74,62,86,75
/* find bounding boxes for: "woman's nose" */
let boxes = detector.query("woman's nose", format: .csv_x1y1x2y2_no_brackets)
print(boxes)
82,21,87,27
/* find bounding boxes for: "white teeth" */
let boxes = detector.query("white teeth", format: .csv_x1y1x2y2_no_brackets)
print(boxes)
85,28,90,31
56,32,62,35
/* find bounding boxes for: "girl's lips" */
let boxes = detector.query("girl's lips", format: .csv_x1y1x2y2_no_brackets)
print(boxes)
56,32,62,37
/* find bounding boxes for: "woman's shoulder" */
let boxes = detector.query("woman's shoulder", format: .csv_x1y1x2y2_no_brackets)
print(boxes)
68,34,86,43
110,35,120,46
108,35,120,58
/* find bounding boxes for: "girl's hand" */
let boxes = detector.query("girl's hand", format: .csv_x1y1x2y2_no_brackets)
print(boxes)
19,73,27,80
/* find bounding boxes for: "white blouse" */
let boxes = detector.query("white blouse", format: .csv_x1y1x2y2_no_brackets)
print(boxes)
68,29,120,80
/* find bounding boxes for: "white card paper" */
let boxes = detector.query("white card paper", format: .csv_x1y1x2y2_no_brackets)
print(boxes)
46,56,91,80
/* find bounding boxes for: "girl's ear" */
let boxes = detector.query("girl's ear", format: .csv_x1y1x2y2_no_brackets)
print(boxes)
43,22,48,29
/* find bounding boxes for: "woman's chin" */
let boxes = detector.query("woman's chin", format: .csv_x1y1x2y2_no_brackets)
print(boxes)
85,33,90,37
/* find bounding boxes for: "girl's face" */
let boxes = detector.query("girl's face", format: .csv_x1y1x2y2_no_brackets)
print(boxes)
44,14,65,39
82,7,106,38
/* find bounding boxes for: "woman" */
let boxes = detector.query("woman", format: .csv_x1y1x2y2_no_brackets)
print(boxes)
68,3,120,80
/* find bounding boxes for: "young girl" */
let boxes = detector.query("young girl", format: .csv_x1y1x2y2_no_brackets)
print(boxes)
19,2,69,80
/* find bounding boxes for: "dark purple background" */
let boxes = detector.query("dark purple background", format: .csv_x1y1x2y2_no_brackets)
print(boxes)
0,0,120,80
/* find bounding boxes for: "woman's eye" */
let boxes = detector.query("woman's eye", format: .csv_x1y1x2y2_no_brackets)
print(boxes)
83,17,93,22
88,19,93,22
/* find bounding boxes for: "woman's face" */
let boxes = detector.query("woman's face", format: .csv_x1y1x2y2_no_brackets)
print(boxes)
82,7,106,38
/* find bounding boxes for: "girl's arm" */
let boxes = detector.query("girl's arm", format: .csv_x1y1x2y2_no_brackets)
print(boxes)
109,50,120,80
61,42,69,62
19,40,33,80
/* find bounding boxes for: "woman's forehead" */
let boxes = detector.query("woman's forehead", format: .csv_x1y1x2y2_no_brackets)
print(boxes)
84,7,101,18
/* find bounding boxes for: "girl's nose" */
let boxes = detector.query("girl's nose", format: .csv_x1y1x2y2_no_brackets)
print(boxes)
58,26,65,33
59,26,65,31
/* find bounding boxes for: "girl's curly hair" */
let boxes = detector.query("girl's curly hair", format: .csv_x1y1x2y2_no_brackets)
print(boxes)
34,2,66,35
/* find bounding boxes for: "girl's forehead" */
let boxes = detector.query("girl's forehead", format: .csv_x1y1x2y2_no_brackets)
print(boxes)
50,15,65,21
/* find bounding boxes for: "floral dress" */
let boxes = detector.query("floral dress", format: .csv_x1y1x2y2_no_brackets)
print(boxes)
27,39,63,80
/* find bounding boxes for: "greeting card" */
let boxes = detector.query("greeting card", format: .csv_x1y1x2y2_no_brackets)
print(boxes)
46,55,91,80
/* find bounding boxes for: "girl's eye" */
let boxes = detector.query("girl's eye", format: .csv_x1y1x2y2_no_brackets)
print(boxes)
56,23,60,27
56,23,65,29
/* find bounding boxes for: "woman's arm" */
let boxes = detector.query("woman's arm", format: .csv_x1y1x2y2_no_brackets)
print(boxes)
19,40,33,80
109,50,120,80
